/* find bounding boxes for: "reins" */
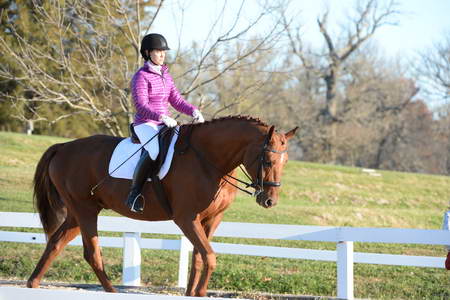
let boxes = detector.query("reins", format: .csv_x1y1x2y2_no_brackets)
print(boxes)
186,142,261,196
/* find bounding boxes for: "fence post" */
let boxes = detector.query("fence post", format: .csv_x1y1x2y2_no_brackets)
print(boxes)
337,241,354,300
122,232,141,286
443,210,450,270
178,236,192,288
442,210,450,251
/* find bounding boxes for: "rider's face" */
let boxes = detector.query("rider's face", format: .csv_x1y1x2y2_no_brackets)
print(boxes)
148,49,166,66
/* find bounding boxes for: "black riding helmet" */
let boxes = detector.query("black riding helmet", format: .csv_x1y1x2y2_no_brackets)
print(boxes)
140,33,170,60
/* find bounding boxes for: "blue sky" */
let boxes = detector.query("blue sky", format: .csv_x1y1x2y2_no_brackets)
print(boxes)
152,0,450,59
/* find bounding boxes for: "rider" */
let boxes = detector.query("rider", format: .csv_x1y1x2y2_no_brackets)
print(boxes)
125,33,205,213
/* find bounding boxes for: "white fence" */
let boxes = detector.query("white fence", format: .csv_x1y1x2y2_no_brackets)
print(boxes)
0,286,234,300
0,212,449,300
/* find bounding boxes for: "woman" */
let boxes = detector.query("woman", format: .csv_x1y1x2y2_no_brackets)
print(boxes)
125,33,204,213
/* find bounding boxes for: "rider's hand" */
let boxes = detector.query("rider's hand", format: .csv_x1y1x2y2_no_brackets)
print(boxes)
192,109,205,123
160,115,178,128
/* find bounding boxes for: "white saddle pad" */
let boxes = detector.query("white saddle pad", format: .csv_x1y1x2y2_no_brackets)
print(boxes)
108,128,179,181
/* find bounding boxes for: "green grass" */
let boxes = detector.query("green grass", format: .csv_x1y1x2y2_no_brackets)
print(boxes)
0,131,449,299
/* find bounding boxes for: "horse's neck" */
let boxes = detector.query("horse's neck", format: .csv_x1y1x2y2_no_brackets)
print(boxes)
192,121,262,173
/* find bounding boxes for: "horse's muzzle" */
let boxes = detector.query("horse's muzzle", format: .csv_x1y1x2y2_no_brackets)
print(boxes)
256,193,276,208
264,198,273,208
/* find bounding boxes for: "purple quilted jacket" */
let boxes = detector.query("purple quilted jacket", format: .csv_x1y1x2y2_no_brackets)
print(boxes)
131,63,196,126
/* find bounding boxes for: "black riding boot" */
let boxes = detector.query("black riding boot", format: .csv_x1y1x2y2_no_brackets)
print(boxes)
125,150,154,213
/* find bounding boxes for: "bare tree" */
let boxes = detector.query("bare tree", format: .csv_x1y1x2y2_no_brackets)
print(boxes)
167,0,287,121
417,33,450,103
0,0,286,135
416,33,450,174
279,0,400,162
317,0,400,119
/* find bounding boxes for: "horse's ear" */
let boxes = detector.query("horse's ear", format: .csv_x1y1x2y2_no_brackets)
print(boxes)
285,127,298,140
268,125,275,140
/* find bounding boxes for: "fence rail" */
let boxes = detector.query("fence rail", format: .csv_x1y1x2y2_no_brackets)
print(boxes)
0,212,448,300
0,286,234,300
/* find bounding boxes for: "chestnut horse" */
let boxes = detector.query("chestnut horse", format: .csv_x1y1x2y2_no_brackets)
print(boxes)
28,116,297,296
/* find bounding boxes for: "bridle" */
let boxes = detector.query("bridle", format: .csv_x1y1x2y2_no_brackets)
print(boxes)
239,131,287,197
182,126,287,197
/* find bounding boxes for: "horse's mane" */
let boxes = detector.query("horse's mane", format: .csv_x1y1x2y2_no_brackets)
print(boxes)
185,115,269,128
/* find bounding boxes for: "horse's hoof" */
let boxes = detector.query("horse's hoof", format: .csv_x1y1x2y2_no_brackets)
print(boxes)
26,279,39,288
196,288,207,297
105,286,118,293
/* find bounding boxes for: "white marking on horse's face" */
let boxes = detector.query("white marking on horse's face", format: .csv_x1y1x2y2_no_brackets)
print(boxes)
280,152,285,164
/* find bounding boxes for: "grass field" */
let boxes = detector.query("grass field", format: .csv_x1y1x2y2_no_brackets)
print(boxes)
0,131,449,299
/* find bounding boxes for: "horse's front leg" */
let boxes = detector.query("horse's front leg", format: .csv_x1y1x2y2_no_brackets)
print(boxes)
186,213,225,295
186,248,203,296
176,217,216,297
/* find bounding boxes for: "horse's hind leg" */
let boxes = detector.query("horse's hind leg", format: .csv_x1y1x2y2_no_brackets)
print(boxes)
78,214,117,292
27,215,80,288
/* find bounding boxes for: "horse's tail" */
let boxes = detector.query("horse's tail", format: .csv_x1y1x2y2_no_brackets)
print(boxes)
33,143,67,237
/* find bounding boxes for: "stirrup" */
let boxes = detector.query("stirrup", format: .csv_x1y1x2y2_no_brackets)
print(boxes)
126,192,145,213
131,194,144,213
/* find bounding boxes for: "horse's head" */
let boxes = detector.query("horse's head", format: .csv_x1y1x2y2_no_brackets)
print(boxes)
243,125,298,208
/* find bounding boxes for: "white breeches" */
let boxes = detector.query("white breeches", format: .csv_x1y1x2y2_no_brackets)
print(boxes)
133,123,162,160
